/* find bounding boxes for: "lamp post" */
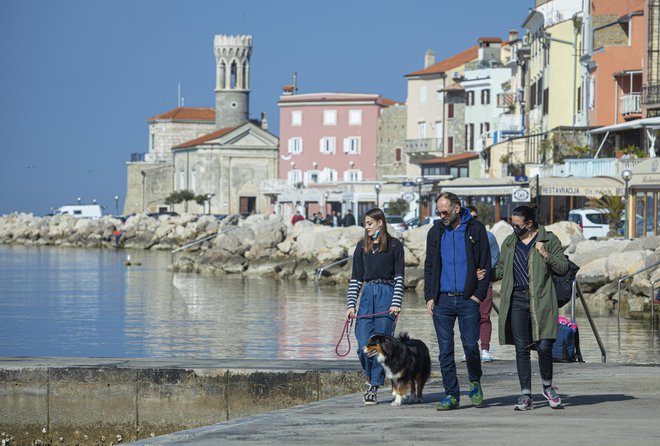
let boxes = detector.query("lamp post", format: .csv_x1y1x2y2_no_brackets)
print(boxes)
77,197,81,205
621,169,633,239
323,191,329,216
207,193,212,214
416,176,424,223
114,195,119,216
374,183,382,208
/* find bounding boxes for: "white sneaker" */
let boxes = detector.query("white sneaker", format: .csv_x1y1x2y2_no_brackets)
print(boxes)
481,350,493,362
460,354,466,362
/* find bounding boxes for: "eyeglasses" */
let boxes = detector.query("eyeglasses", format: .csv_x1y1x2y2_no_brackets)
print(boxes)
435,208,456,217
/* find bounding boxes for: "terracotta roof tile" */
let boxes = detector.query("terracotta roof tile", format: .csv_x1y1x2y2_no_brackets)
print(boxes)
478,37,503,43
148,107,215,122
379,98,405,106
420,152,480,165
406,45,478,77
173,126,236,149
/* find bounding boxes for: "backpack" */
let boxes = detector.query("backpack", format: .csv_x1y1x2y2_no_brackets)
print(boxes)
552,256,580,308
552,316,583,363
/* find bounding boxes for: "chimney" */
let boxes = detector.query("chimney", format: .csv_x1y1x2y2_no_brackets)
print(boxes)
508,29,520,42
260,112,268,130
424,48,436,69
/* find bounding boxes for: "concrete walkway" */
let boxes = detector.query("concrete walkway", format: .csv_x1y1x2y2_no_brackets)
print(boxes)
131,361,660,446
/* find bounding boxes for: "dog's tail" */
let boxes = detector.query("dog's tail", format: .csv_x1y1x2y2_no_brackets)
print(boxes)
397,332,411,343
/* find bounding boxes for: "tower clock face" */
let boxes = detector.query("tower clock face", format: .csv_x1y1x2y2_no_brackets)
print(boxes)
230,101,237,109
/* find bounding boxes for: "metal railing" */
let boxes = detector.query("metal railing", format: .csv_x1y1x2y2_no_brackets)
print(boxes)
170,226,238,262
620,93,642,115
649,279,660,328
616,260,660,326
404,138,443,154
315,257,351,281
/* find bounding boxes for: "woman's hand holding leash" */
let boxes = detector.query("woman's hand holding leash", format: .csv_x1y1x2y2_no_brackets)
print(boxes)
346,308,355,321
389,306,401,315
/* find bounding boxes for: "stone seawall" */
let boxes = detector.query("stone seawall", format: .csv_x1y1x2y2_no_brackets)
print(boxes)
0,358,365,446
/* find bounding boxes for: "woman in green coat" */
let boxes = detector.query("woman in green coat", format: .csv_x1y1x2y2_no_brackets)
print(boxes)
495,206,568,411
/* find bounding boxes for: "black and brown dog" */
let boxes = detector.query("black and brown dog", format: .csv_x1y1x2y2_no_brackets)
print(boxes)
363,332,431,406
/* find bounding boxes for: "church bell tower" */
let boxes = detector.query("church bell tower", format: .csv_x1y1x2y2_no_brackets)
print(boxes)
214,34,252,129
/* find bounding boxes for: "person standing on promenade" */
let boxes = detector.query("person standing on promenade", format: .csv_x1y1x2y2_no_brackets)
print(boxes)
291,210,304,225
424,192,491,410
342,209,356,226
345,208,405,405
494,205,568,411
465,205,500,363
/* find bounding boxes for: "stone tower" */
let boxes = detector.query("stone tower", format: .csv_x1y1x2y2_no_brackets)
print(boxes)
214,35,252,129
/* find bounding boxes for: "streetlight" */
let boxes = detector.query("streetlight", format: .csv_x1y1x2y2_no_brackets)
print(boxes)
114,195,119,216
621,169,633,239
323,191,329,215
77,197,81,205
416,176,424,223
207,193,212,214
374,183,382,208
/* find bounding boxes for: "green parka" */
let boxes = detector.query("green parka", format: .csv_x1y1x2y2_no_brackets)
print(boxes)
495,226,568,345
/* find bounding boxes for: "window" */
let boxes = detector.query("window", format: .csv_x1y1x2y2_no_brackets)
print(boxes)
320,137,336,154
305,170,320,185
481,122,490,136
288,137,303,154
465,123,474,150
447,136,454,153
348,110,362,125
420,86,427,104
395,147,402,162
344,137,361,154
543,88,549,115
530,82,537,109
323,168,337,183
150,133,155,150
481,89,490,105
418,122,426,138
447,103,454,118
343,169,363,182
323,109,337,125
288,169,302,185
466,91,474,106
291,110,302,126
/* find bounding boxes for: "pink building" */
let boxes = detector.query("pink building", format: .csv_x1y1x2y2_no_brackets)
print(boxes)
278,93,397,185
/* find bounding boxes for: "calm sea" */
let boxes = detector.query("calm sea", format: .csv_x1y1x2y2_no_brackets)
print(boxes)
0,245,657,364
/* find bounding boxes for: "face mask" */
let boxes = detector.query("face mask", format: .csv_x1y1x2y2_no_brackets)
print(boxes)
371,229,380,240
513,225,528,237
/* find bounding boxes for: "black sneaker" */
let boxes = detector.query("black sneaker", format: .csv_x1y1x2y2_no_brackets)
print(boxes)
363,385,378,405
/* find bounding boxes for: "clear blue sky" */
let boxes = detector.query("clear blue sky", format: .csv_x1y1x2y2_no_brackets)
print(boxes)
0,0,529,216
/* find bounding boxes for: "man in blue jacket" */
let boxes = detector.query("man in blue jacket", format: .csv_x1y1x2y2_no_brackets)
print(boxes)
424,192,491,410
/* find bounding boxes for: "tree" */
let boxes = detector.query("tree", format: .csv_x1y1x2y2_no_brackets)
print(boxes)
164,190,196,212
589,194,624,237
386,198,410,216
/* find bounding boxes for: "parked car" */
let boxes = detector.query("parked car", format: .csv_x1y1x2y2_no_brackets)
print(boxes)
386,215,407,232
147,211,179,219
568,208,610,239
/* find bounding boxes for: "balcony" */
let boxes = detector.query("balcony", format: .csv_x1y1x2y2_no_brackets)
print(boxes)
620,93,642,115
404,138,443,155
129,152,146,162
543,158,644,178
464,60,505,70
642,83,660,108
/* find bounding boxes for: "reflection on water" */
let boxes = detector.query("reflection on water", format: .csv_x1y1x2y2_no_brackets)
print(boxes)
0,245,657,364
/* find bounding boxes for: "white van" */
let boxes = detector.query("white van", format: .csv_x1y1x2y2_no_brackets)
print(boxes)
568,208,610,239
55,204,103,219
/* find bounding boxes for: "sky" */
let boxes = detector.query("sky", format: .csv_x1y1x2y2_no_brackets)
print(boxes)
0,0,530,216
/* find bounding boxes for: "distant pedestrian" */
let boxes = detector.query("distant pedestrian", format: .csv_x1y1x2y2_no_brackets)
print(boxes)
332,211,339,227
342,209,356,226
112,228,121,247
291,210,305,225
465,205,500,363
346,208,404,405
494,205,568,411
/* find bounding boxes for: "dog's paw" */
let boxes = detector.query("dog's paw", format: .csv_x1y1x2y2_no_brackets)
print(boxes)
390,399,402,407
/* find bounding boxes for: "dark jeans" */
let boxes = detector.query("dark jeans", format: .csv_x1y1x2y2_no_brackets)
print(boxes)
432,295,482,400
510,290,554,393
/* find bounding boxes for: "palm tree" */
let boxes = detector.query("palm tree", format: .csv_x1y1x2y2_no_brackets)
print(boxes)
589,194,624,237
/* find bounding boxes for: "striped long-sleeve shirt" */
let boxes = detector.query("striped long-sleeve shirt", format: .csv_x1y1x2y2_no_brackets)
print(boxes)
346,237,405,309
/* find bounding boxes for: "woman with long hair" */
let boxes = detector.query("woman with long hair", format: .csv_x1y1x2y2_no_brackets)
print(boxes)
495,205,568,411
345,208,405,405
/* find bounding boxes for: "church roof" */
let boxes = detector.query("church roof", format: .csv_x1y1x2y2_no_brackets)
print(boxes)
405,45,478,77
147,107,215,122
173,126,237,149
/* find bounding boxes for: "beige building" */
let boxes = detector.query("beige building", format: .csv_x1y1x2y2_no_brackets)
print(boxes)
124,34,278,215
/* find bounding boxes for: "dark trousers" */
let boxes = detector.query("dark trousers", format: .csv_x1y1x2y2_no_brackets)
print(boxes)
432,295,482,400
479,283,493,351
510,290,554,393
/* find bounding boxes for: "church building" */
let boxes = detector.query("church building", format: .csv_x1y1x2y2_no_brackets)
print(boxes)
123,34,279,215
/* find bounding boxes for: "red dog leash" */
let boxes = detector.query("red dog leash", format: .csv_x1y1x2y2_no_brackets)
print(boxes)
335,311,400,357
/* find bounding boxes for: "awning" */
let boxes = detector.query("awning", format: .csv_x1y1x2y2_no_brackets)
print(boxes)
628,158,660,188
589,117,660,135
435,177,523,197
539,176,624,197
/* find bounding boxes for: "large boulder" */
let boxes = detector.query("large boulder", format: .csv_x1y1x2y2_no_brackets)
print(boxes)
491,220,513,248
606,250,647,282
576,257,609,292
545,221,581,248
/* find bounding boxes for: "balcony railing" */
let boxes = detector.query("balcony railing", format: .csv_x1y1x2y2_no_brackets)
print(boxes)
404,138,443,154
129,152,145,162
465,60,505,70
642,83,660,107
620,93,642,115
545,158,645,178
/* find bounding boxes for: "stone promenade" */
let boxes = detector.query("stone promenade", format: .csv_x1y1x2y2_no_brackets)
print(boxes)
131,360,659,446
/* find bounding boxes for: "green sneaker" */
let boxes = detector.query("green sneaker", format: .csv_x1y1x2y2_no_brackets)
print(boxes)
469,381,483,406
436,395,459,411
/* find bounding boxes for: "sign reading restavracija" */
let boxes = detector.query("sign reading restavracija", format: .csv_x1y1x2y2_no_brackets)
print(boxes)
541,186,625,197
